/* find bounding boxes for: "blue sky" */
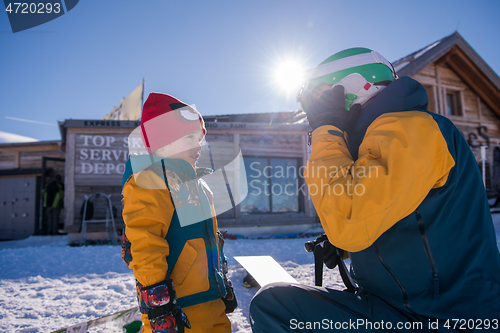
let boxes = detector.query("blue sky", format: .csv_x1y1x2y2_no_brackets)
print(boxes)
1,0,499,142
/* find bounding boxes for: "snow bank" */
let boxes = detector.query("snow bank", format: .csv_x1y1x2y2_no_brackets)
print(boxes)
0,216,499,333
0,234,344,333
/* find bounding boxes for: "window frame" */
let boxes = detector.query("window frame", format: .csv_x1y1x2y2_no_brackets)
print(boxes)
240,156,303,214
445,90,463,117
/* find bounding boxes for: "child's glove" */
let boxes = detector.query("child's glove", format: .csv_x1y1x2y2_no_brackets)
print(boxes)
138,279,191,333
217,230,238,313
222,278,238,313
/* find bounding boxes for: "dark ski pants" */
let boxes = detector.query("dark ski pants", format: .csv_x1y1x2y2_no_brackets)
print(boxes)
249,283,467,333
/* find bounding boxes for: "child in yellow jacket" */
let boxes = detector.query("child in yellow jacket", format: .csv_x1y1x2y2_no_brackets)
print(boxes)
122,93,236,333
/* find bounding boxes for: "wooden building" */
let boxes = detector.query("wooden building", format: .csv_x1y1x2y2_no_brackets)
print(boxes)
393,32,500,189
0,141,64,239
1,32,500,242
59,113,317,244
59,120,140,244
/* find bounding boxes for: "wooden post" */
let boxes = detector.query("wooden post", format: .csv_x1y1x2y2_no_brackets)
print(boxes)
477,95,482,121
460,90,466,119
233,133,241,221
436,66,444,115
14,151,20,168
64,131,76,228
432,85,439,114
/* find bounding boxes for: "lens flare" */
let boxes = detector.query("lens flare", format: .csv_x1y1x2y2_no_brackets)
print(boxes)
275,61,304,92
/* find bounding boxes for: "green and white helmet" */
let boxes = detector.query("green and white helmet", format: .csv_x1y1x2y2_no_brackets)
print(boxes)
297,47,397,112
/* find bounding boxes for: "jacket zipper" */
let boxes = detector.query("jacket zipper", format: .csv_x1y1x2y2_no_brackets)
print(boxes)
415,208,440,300
162,160,225,298
374,242,414,313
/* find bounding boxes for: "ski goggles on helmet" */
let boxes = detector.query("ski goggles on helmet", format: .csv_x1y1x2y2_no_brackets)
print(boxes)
297,48,398,112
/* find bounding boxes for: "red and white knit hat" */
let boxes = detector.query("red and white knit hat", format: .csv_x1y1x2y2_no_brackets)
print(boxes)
140,93,206,154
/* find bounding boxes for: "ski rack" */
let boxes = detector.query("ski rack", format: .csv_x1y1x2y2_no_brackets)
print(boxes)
80,192,119,246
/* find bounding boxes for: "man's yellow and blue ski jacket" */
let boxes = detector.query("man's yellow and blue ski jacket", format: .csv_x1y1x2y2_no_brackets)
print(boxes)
306,76,500,319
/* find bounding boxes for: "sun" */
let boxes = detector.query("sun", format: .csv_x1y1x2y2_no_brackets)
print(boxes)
274,61,305,92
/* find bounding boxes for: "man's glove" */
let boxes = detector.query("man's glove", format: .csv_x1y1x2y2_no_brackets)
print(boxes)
305,234,344,269
138,279,191,333
322,239,344,269
305,85,362,133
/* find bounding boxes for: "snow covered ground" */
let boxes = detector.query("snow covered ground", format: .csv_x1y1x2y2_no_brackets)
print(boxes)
1,215,499,333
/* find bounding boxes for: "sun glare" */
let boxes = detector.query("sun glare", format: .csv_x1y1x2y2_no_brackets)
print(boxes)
275,61,304,92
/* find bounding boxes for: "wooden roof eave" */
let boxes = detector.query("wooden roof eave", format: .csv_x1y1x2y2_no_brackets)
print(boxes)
454,34,500,89
395,32,500,117
395,33,459,78
0,140,60,152
445,47,500,116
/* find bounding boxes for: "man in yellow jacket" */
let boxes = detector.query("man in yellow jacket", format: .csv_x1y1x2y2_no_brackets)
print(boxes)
122,93,236,333
250,48,500,331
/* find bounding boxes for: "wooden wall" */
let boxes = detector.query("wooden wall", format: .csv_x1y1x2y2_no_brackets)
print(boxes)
0,142,64,170
414,63,500,127
65,128,132,231
204,129,312,227
0,152,16,170
413,61,500,190
0,142,65,238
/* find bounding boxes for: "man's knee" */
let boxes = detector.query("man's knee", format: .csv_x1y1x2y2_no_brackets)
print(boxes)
251,282,296,316
250,283,296,332
251,282,289,308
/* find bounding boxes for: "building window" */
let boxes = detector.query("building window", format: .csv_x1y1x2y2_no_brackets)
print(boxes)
446,91,462,116
241,157,300,213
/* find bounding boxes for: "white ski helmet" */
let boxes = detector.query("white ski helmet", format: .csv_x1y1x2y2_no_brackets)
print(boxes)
297,47,397,112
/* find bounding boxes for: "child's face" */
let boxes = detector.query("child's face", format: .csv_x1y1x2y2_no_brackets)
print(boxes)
155,130,204,167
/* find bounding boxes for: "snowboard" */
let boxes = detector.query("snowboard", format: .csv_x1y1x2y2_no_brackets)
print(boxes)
51,306,141,333
234,255,298,288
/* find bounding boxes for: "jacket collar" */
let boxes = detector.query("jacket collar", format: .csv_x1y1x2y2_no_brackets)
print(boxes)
127,154,213,181
160,158,213,180
347,76,429,159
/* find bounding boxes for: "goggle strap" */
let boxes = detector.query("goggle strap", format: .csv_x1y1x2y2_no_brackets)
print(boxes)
306,51,396,81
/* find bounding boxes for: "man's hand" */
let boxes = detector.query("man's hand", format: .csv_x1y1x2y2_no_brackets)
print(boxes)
305,85,347,131
322,240,344,270
306,234,344,269
305,85,362,133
